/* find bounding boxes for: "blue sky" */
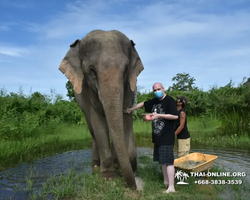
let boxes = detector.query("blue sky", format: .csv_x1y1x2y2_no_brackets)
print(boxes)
1,0,250,98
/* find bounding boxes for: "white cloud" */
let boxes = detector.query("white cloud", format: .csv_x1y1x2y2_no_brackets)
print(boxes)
0,25,10,31
0,46,30,57
0,0,250,97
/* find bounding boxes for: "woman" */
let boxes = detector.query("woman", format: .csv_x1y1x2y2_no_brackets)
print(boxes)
175,96,190,158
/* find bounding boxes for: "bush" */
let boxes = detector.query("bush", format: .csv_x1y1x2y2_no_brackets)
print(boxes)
0,89,84,141
1,79,249,141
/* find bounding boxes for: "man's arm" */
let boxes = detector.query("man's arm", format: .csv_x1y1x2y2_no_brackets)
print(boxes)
150,113,178,120
126,102,144,114
175,111,185,135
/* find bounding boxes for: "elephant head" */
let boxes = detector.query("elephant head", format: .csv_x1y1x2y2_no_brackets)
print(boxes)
59,30,144,189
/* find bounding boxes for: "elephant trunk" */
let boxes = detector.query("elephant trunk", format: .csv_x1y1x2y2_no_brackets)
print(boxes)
99,85,137,189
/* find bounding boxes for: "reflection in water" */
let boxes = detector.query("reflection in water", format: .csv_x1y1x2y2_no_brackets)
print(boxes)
0,147,249,199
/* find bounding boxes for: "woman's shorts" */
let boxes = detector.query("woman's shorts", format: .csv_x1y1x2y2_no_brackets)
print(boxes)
177,138,191,158
153,145,174,165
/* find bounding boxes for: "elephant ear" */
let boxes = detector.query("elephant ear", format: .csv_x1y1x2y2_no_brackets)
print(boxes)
59,39,84,94
70,39,80,47
129,40,144,92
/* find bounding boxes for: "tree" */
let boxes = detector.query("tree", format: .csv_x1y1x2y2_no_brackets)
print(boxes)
66,81,75,100
169,72,197,91
243,77,250,86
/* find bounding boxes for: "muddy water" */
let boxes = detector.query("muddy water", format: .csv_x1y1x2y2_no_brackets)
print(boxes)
191,146,250,182
0,146,249,199
174,161,205,169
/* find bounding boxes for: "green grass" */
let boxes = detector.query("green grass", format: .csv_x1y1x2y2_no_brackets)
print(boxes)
1,116,250,171
9,153,250,200
1,117,250,199
134,117,250,150
0,124,92,171
187,116,250,149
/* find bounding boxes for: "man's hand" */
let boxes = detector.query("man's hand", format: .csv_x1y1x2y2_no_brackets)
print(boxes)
124,102,144,114
148,112,159,120
125,108,134,114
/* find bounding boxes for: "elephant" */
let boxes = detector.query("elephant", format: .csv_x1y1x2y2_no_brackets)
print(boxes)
58,30,144,189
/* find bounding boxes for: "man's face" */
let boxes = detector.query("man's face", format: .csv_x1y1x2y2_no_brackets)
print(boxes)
153,84,164,93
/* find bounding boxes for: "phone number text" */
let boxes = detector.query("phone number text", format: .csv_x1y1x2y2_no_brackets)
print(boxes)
194,180,243,185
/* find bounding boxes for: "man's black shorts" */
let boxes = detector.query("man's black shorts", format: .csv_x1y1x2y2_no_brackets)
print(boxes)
153,145,174,165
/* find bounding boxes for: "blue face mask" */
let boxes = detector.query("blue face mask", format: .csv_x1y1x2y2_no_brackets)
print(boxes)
154,90,164,98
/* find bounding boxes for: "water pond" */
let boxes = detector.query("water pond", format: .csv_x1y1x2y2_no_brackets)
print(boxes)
0,146,249,199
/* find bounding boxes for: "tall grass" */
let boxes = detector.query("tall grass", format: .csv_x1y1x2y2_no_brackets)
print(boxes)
1,116,249,172
1,85,250,171
133,116,250,150
188,116,250,149
0,88,85,141
0,124,91,171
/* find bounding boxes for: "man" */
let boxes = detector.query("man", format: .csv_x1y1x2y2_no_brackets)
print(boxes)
175,96,190,158
126,83,178,193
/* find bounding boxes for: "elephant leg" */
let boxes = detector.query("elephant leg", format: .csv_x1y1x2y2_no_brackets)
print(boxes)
89,108,116,178
110,142,118,166
92,139,100,167
84,116,100,167
123,113,137,172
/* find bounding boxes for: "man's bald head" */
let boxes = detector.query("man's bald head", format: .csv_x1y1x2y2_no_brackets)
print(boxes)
153,83,164,91
152,82,166,99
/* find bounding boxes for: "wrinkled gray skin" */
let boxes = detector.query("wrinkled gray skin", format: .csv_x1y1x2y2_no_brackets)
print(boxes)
59,30,144,189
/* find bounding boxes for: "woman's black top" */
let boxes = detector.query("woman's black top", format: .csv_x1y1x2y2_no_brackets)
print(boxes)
175,108,190,139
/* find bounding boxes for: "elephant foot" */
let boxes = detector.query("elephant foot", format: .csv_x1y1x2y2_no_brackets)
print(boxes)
104,177,114,181
100,170,117,180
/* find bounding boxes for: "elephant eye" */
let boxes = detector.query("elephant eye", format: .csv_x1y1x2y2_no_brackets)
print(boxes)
89,65,97,79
